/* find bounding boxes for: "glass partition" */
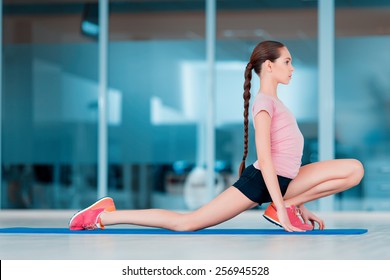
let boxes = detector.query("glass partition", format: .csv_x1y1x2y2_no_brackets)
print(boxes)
334,4,390,210
2,0,389,211
106,2,206,209
2,0,99,208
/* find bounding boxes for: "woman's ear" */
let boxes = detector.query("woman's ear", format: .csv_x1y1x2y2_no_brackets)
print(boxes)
264,60,273,72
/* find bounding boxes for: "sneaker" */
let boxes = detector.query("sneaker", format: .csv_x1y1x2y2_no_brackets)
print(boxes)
69,197,116,230
263,203,313,231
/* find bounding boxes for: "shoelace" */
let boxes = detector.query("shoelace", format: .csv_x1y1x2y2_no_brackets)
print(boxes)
83,209,104,230
84,219,104,230
287,206,304,224
291,206,314,230
294,207,303,217
84,224,98,230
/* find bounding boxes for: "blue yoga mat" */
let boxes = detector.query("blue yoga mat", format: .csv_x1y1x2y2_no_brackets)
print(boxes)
0,228,368,235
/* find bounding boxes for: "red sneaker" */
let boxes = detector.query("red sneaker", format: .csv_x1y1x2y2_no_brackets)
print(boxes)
69,197,116,230
263,203,313,231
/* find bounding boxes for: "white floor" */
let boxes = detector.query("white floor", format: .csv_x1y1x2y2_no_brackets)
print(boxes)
0,210,389,260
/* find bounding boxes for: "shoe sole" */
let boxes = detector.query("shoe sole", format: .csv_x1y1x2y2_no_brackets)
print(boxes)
263,214,283,228
69,197,116,228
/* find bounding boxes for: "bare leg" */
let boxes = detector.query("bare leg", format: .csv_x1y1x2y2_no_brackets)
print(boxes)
100,186,258,231
283,159,364,206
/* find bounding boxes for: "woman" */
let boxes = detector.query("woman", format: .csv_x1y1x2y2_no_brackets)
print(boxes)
69,41,364,232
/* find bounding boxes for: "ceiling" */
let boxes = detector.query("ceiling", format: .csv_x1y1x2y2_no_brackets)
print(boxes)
3,0,390,44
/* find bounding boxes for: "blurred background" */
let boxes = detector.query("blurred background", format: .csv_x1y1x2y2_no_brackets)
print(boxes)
1,0,389,211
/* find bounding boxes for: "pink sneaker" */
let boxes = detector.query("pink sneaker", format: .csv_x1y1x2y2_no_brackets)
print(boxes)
69,197,116,230
263,203,313,231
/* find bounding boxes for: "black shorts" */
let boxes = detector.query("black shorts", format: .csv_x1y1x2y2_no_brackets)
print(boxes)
232,164,292,205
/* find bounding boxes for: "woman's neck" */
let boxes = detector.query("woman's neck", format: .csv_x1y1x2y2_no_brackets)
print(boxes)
259,73,279,97
259,81,278,98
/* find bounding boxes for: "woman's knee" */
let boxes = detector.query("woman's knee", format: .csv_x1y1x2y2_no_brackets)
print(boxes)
170,215,202,232
347,159,364,186
171,222,199,232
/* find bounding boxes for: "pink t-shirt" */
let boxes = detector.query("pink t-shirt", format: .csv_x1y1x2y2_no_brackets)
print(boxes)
252,93,304,179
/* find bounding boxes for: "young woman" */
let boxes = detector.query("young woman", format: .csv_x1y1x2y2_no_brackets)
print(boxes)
69,40,364,232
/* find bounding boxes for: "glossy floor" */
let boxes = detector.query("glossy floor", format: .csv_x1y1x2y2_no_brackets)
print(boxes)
0,210,389,260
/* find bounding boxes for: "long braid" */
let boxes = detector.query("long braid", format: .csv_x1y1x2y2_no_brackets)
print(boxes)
238,62,253,176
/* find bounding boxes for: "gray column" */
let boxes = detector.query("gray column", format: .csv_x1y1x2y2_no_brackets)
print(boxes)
98,0,109,199
206,0,216,201
318,0,335,211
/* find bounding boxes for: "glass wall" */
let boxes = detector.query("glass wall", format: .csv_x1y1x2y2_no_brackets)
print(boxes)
335,4,390,210
1,0,389,211
2,0,99,208
106,1,206,209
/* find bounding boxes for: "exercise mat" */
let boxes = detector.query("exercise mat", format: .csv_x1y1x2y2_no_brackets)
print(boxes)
0,228,368,235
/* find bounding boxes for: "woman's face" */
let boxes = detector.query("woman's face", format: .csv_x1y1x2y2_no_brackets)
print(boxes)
271,47,294,84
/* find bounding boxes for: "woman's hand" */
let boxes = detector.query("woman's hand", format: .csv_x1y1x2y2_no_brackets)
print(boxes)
276,207,305,232
298,204,325,230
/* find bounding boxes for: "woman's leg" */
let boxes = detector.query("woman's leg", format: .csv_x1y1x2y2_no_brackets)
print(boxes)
100,186,258,231
283,159,364,206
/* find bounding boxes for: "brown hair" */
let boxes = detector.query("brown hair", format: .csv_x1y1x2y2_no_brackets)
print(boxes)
238,40,285,176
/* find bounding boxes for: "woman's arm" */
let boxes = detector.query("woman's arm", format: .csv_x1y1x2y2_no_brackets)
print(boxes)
254,111,303,232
